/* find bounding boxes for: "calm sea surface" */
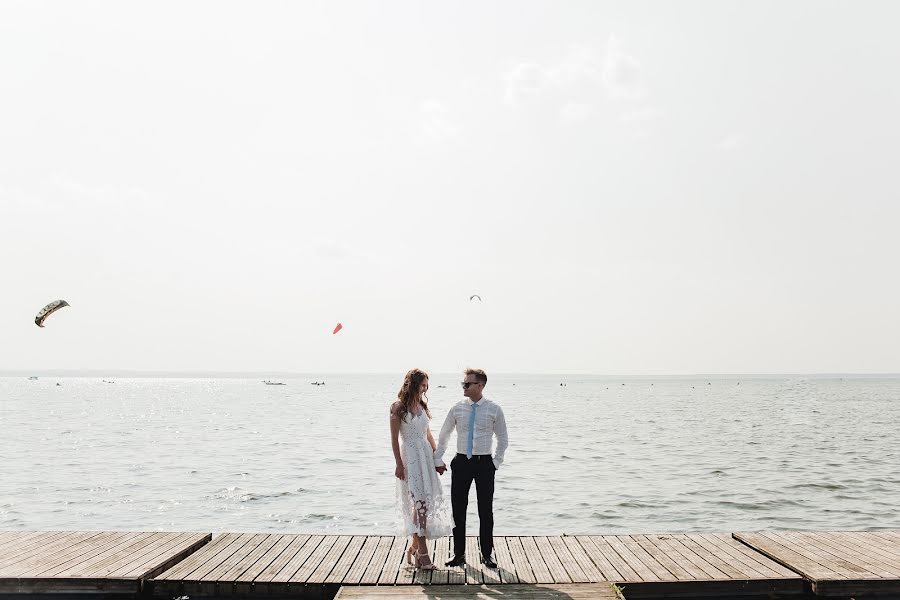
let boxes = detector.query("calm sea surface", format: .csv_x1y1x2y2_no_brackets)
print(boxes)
1,375,898,534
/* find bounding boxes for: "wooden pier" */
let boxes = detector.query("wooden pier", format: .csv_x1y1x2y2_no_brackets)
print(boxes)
3,530,900,598
0,531,210,595
735,531,900,597
333,583,622,599
149,533,803,598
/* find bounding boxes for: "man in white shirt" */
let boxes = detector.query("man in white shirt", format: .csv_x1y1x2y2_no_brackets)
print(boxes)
433,368,509,568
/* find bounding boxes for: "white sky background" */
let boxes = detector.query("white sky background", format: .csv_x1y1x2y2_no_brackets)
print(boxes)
1,1,898,374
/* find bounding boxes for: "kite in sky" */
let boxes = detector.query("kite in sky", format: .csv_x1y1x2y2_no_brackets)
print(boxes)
35,300,70,328
469,294,482,302
333,322,343,334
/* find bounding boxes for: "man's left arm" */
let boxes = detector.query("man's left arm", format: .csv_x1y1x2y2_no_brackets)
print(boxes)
492,405,508,470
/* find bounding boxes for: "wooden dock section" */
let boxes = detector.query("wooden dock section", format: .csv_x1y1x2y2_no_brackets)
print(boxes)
11,530,900,598
0,531,210,595
334,583,622,599
734,530,900,597
149,533,804,598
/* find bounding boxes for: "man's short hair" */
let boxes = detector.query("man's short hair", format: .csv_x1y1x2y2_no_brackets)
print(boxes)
465,368,487,386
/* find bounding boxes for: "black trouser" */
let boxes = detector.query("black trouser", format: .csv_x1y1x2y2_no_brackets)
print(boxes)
450,453,495,559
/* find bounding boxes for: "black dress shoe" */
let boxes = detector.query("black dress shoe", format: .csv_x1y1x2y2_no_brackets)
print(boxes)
445,555,466,567
480,555,498,569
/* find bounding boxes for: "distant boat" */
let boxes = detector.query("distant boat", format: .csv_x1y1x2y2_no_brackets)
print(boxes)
27,376,38,380
262,381,286,386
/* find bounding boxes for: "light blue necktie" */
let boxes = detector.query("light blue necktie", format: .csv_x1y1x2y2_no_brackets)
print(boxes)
466,402,478,458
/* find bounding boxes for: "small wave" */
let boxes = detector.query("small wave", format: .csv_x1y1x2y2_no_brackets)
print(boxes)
616,500,660,509
787,482,847,491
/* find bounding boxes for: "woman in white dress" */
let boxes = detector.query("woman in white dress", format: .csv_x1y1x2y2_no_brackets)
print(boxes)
389,368,453,569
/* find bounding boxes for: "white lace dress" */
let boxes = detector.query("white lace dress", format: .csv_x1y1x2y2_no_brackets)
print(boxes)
395,411,454,538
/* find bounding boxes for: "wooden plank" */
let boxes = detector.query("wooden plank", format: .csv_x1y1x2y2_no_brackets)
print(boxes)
844,532,900,566
766,531,864,579
548,536,589,583
184,533,257,581
231,535,298,595
289,535,338,583
429,536,451,585
735,531,845,580
94,532,181,577
129,532,211,580
307,535,352,583
342,536,381,585
15,532,126,577
326,535,367,584
648,533,728,579
252,535,313,585
569,536,621,581
264,534,324,583
520,536,552,584
197,534,264,596
697,534,770,578
614,535,668,581
0,532,104,574
0,532,57,559
358,536,394,585
608,535,668,581
560,536,606,582
723,532,799,577
493,536,520,584
579,536,638,581
534,536,571,584
800,532,898,578
155,533,240,580
822,531,900,570
334,583,621,598
214,533,278,583
506,536,536,584
47,532,160,577
629,535,690,581
463,536,485,584
0,532,77,571
49,531,153,577
377,536,408,585
0,531,59,548
671,534,752,580
183,533,253,595
204,533,268,582
477,536,501,585
442,536,466,585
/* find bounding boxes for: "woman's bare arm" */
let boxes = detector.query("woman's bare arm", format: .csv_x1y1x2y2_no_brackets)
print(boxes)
389,402,405,480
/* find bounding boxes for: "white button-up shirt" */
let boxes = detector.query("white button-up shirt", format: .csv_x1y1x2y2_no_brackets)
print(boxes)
434,397,508,470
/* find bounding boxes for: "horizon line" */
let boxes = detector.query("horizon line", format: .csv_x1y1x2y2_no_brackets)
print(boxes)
3,369,899,378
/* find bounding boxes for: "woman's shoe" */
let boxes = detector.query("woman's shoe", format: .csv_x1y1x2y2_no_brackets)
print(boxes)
416,550,438,570
405,545,417,567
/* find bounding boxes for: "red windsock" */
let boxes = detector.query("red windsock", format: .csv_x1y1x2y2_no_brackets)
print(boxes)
333,322,343,334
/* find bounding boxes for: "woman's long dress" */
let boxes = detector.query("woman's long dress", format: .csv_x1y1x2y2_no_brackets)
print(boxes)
395,411,454,538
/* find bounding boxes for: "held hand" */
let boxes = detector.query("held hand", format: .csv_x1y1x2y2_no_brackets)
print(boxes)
435,465,446,475
395,464,405,480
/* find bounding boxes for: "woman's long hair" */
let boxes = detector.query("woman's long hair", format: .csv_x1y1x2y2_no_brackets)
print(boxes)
396,368,432,423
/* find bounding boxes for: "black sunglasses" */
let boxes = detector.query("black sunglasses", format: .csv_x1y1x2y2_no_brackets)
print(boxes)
461,381,481,389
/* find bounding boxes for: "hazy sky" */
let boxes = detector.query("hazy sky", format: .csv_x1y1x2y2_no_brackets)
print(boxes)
2,1,898,374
